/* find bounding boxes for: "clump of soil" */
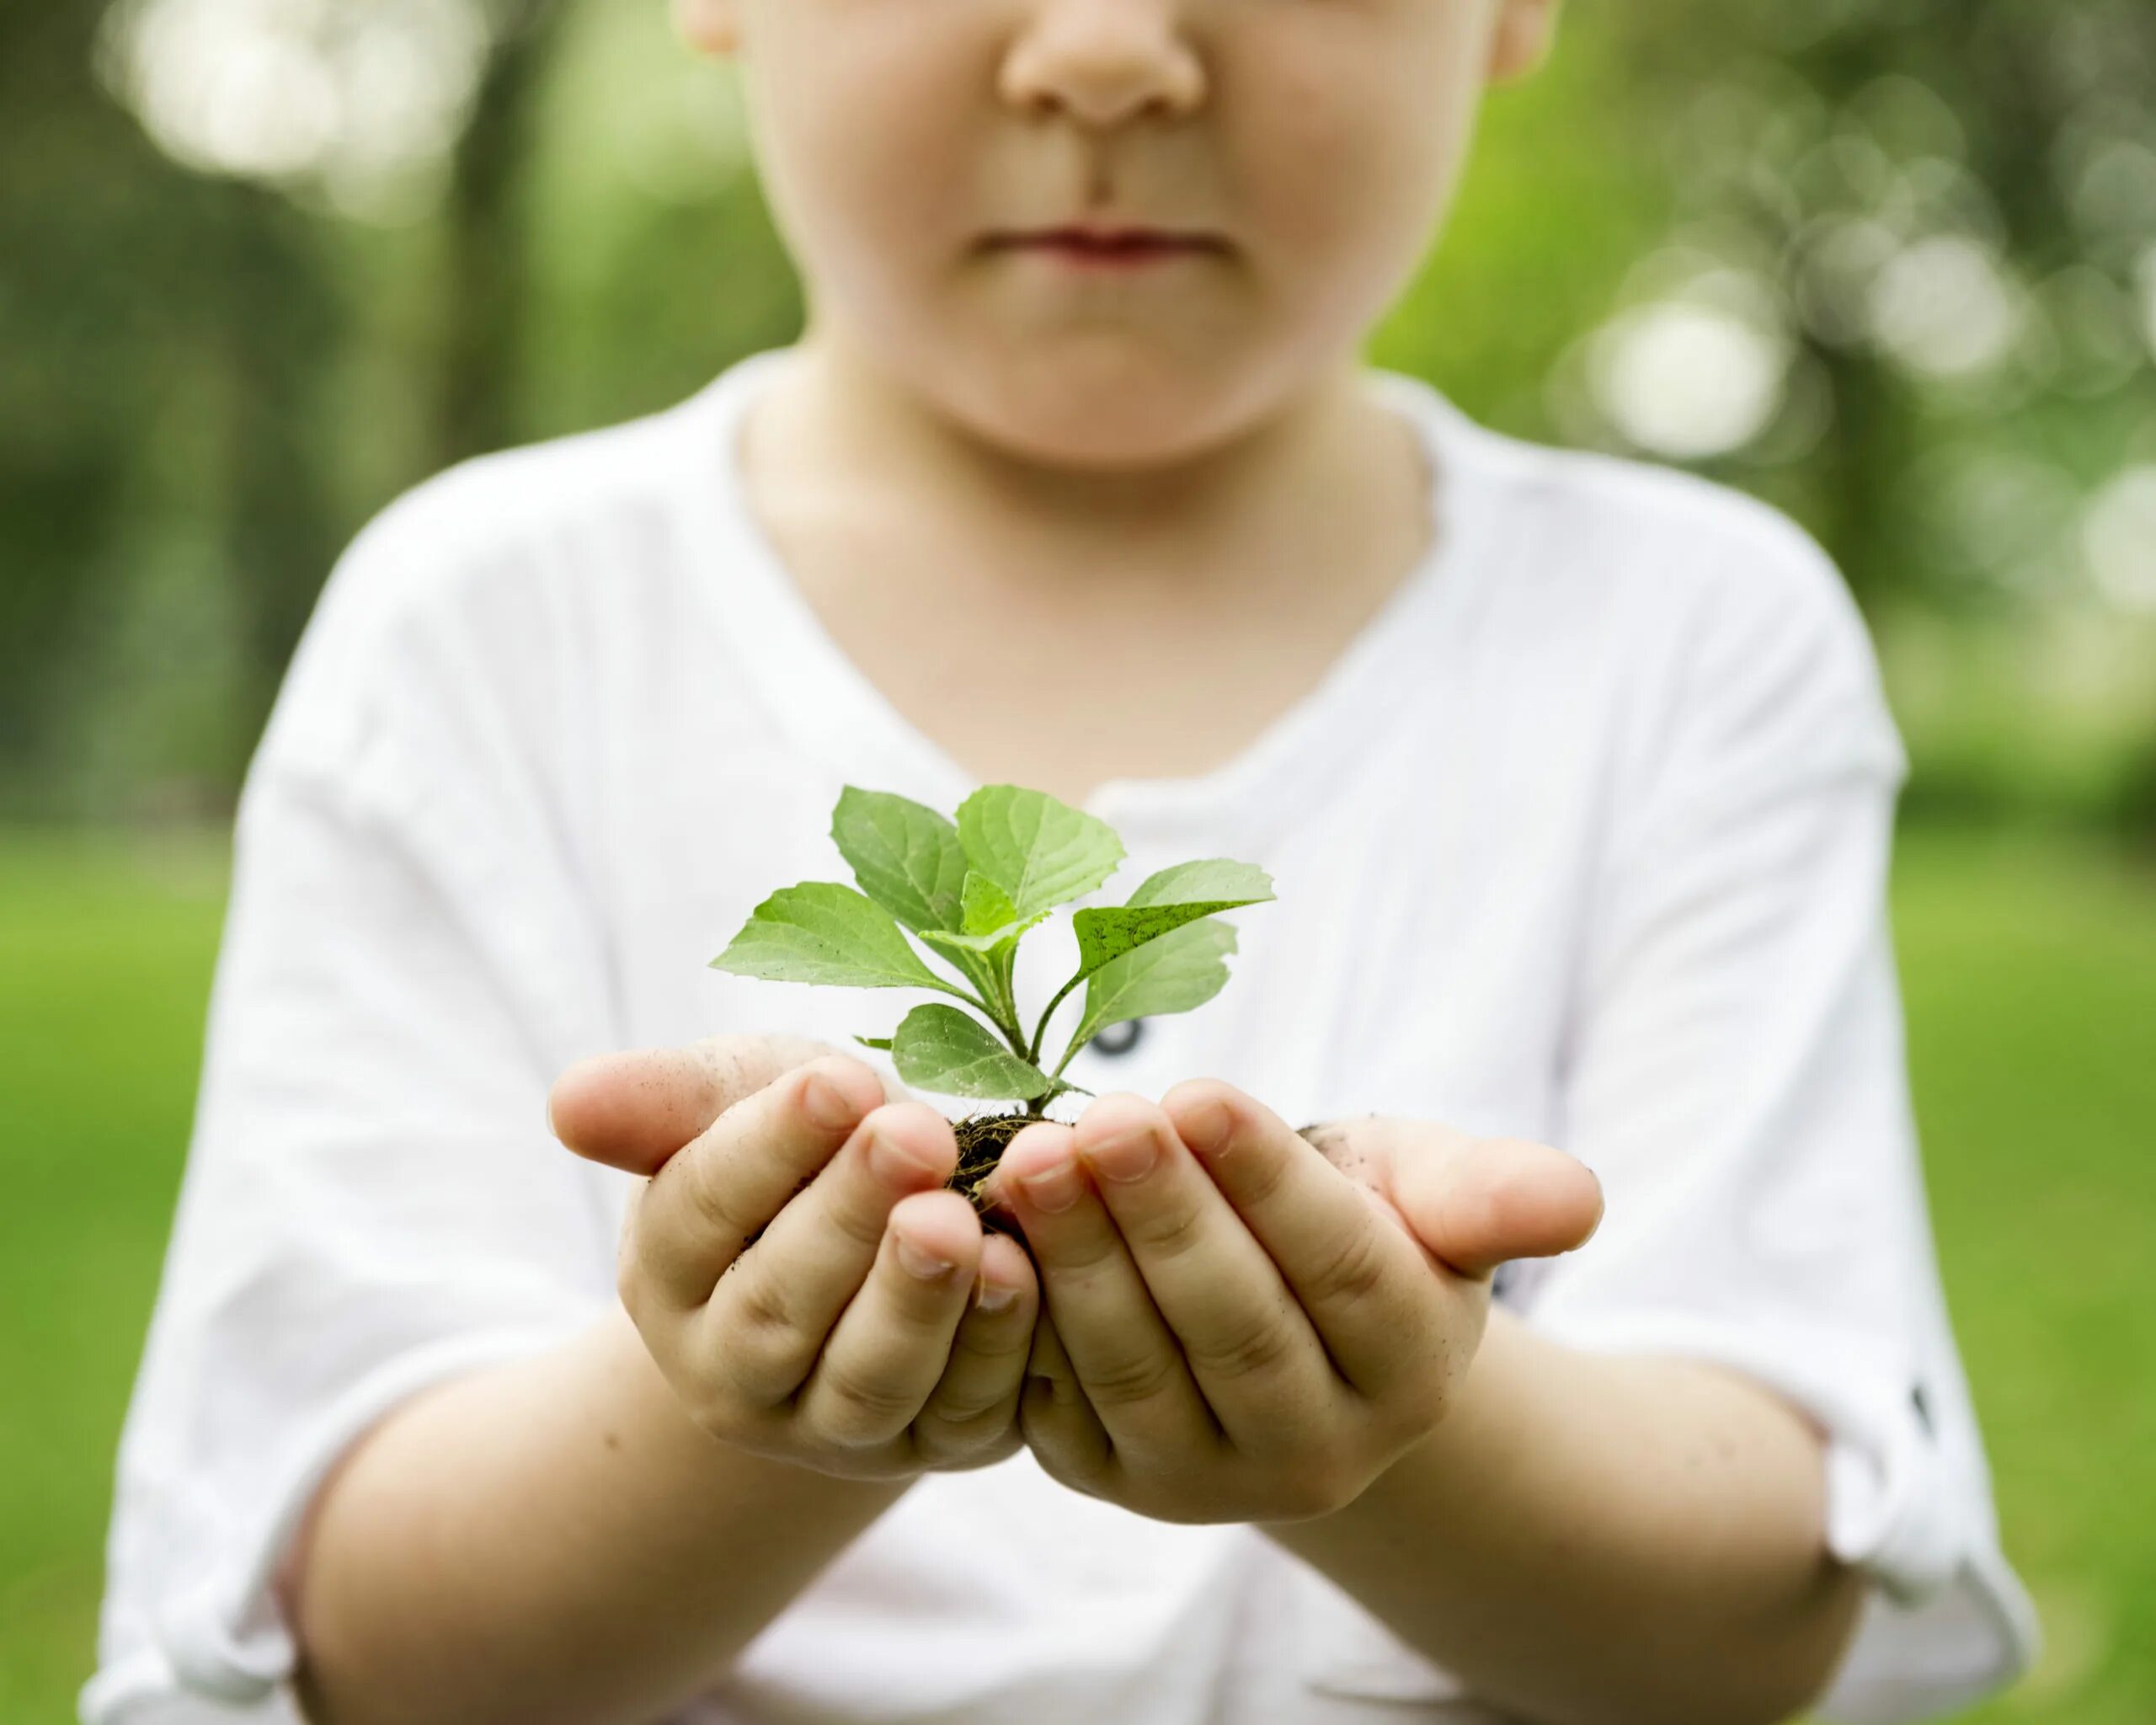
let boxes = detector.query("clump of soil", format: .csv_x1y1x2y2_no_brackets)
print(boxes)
948,1108,1050,1236
734,1108,1054,1258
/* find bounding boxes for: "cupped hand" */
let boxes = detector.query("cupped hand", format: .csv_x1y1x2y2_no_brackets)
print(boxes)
547,1035,1042,1479
985,1083,1601,1525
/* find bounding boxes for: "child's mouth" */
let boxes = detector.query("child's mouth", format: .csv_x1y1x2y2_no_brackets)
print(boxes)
986,227,1228,270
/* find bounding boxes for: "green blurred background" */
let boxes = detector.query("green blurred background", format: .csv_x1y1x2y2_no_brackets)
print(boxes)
2,1,2152,1719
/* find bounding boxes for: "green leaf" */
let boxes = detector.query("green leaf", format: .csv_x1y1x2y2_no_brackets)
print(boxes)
711,883,946,991
955,784,1124,921
892,1004,1054,1101
961,871,1021,936
918,871,1049,959
854,1035,894,1051
1068,919,1239,1052
920,926,1024,960
1070,858,1273,976
1124,857,1275,911
830,788,969,932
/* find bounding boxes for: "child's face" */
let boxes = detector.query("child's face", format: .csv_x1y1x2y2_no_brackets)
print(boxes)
682,0,1556,466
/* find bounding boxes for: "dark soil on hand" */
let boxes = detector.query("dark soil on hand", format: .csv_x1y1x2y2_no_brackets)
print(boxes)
734,1108,1050,1258
949,1108,1045,1236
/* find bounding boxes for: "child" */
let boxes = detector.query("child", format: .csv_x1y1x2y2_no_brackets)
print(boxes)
86,1,2036,1721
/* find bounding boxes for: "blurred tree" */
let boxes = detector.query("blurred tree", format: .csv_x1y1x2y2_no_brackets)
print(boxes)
0,3,342,815
515,0,802,439
440,0,572,466
1596,0,2156,611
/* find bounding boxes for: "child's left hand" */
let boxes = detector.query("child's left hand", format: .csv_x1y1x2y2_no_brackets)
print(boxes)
984,1083,1602,1525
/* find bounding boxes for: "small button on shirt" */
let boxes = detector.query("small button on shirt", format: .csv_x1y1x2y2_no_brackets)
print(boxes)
83,349,2036,1725
1086,1018,1145,1058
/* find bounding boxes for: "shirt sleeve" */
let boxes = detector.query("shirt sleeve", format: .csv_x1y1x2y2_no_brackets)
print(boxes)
1517,516,2039,1723
81,489,624,1724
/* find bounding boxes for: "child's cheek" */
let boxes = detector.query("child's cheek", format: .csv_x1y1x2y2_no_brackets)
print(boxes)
1219,12,1481,304
744,13,989,280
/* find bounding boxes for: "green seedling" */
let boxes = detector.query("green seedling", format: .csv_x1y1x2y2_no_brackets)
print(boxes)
711,783,1273,1210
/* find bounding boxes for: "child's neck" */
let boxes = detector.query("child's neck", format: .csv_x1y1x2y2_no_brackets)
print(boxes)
775,329,1381,568
737,330,1435,808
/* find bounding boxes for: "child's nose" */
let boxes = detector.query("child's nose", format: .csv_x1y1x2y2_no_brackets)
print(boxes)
998,0,1208,129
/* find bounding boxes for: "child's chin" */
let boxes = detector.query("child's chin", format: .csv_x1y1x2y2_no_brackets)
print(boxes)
938,366,1280,471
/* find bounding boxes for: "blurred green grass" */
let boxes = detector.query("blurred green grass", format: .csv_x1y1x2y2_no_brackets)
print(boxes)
0,826,2150,1722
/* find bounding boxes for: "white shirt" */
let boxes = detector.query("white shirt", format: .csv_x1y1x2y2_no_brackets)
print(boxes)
83,347,2037,1725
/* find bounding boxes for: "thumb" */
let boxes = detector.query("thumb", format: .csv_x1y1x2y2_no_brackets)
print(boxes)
1390,1133,1604,1280
547,1033,876,1175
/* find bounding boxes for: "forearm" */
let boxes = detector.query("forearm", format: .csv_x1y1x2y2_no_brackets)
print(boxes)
1266,1309,1865,1725
287,1306,906,1725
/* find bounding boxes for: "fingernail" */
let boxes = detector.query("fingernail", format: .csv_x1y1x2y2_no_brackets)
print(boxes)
1178,1097,1235,1157
895,1234,956,1281
1019,1158,1084,1212
1083,1124,1157,1183
801,1072,855,1130
974,1279,1019,1312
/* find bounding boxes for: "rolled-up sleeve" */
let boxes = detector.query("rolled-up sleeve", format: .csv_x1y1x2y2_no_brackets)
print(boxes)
82,495,622,1723
1523,529,2038,1722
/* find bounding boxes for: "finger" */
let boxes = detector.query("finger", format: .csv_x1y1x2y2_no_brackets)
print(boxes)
794,1188,983,1450
635,1055,889,1307
1018,1306,1113,1493
912,1232,1040,1468
550,1033,850,1175
1384,1129,1604,1279
994,1122,1217,1461
704,1102,958,1402
1071,1094,1334,1450
1162,1081,1440,1401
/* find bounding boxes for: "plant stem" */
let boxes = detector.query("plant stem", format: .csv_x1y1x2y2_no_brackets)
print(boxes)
1026,972,1086,1067
1026,1077,1082,1119
916,940,1025,1044
1049,1028,1095,1081
995,1017,1036,1065
926,975,1007,1026
990,948,1024,1043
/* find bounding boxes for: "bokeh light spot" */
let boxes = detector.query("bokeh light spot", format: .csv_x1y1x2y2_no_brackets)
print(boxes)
2083,467,2156,613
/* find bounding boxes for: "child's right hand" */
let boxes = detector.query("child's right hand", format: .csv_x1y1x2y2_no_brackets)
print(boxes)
548,1037,1040,1481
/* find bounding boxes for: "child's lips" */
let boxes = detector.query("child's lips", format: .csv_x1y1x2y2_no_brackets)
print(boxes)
985,226,1230,270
